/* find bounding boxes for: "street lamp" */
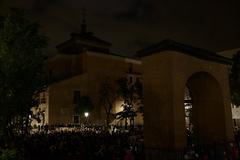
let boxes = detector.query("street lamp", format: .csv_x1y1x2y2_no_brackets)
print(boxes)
84,112,89,126
84,112,89,118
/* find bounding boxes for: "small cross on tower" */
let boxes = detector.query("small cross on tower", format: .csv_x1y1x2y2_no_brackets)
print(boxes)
80,7,87,34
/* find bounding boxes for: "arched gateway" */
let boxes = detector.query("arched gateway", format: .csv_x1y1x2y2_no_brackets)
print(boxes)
137,40,234,159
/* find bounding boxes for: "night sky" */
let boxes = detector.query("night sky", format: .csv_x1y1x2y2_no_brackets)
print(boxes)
1,0,240,57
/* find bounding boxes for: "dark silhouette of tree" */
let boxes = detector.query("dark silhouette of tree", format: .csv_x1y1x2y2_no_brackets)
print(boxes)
230,51,240,106
116,77,143,128
99,79,117,128
0,9,47,139
135,77,144,116
116,103,137,128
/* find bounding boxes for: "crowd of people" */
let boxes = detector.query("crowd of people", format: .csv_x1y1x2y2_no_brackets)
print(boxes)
3,125,240,159
182,128,240,160
10,126,144,160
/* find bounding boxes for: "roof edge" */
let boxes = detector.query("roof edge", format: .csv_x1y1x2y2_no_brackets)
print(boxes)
136,39,232,65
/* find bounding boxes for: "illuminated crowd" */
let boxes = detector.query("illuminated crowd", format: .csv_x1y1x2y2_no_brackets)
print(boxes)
19,126,144,160
2,125,240,160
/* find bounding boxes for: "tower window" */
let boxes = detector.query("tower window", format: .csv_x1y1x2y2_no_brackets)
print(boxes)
73,115,80,124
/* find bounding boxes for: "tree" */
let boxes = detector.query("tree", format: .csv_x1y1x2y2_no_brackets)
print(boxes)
134,77,144,115
116,77,143,128
0,9,47,139
116,103,137,128
230,51,240,106
99,79,117,128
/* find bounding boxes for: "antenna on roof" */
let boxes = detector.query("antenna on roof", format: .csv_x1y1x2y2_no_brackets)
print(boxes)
80,7,87,34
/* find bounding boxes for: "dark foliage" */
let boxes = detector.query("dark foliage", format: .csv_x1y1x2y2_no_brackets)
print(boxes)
0,8,47,139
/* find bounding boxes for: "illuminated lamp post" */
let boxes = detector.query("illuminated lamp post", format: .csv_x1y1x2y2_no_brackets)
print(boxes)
84,112,89,118
84,112,89,126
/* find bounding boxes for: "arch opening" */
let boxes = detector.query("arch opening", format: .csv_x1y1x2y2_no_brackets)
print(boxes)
184,72,226,147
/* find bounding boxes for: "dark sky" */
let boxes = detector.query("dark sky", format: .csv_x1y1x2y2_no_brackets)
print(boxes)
1,0,240,56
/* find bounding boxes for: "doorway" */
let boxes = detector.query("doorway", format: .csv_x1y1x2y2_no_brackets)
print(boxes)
185,71,226,146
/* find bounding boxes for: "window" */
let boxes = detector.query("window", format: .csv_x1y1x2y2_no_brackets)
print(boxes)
73,115,80,124
128,64,133,73
73,90,80,104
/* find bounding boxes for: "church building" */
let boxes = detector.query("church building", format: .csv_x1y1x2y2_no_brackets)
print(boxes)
34,20,142,126
33,19,234,145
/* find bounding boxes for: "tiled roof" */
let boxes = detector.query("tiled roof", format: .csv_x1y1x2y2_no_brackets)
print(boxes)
70,32,112,46
56,32,112,54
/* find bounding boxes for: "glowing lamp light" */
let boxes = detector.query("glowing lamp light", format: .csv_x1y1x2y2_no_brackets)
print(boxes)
84,112,89,118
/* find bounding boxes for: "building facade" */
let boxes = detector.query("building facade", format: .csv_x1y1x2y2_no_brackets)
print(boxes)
137,40,233,158
29,24,236,157
33,25,143,126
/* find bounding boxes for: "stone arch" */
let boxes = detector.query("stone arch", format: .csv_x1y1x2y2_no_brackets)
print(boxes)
140,40,234,159
185,71,226,146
